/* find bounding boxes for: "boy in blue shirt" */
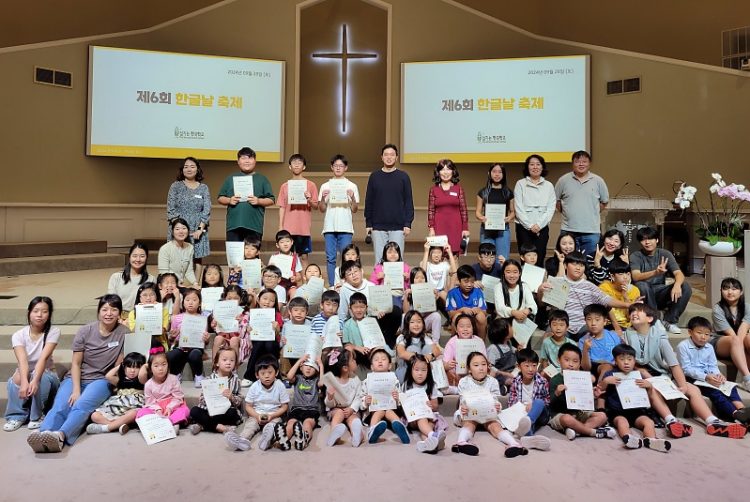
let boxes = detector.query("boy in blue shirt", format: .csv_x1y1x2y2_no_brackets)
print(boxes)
578,304,621,380
447,265,487,339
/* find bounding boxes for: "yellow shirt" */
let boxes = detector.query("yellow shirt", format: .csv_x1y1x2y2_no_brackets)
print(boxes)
127,305,170,350
598,281,640,328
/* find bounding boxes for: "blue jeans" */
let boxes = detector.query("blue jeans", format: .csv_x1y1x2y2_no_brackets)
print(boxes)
568,232,600,257
525,398,551,435
480,225,511,262
5,370,59,422
41,377,112,445
324,232,353,286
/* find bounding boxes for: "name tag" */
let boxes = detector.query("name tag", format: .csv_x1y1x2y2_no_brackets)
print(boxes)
449,192,458,197
107,341,120,348
194,194,202,199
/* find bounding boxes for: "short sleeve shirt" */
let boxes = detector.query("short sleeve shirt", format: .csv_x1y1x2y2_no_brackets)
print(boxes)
72,322,129,381
578,330,620,364
218,171,275,233
629,248,680,286
278,179,319,237
244,379,290,413
12,326,61,370
446,287,486,312
555,172,609,233
712,303,750,333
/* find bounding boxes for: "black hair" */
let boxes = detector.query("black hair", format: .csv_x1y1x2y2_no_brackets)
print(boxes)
404,354,435,397
213,346,238,372
180,288,202,314
557,342,581,360
432,159,460,185
323,347,351,377
304,263,322,277
157,272,178,287
500,259,525,310
201,263,225,288
321,289,341,306
257,288,279,311
135,281,161,308
478,163,512,204
330,153,348,166
340,259,362,280
636,226,659,242
564,251,587,265
222,284,249,307
409,266,427,284
554,232,577,255
288,153,306,165
287,296,310,311
237,146,256,159
453,313,477,334
608,258,631,275
244,237,261,251
147,350,169,378
255,354,279,374
176,156,204,182
402,310,427,351
627,302,658,326
487,317,511,345
262,265,282,279
718,277,745,332
380,241,402,264
519,243,538,256
348,291,367,306
687,316,712,331
478,242,497,256
98,294,123,314
27,296,53,347
120,352,147,382
516,347,539,365
465,351,489,371
571,150,591,162
369,347,392,366
275,229,293,243
583,303,608,318
598,229,626,257
381,143,399,156
548,309,570,325
456,264,477,281
120,243,150,286
340,243,361,267
523,154,548,177
612,343,636,359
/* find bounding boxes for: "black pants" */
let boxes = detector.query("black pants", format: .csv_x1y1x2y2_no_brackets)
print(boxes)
515,224,549,266
378,306,403,349
190,406,242,432
243,340,281,381
226,228,262,243
167,348,204,378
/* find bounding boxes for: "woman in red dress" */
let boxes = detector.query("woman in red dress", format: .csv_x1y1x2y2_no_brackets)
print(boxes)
427,159,469,254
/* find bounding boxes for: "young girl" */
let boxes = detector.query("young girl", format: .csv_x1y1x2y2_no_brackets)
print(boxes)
86,352,147,435
188,346,243,435
166,288,210,388
211,285,249,358
442,314,487,385
370,242,411,292
281,354,323,450
360,349,409,444
201,263,225,289
4,296,60,432
294,263,324,317
419,241,457,310
403,268,444,343
395,310,441,383
494,259,537,329
227,238,262,288
544,231,578,278
242,288,283,385
333,244,361,291
486,317,516,394
713,277,750,391
157,272,182,324
323,347,364,447
126,282,169,351
475,163,516,262
401,354,447,454
136,351,189,433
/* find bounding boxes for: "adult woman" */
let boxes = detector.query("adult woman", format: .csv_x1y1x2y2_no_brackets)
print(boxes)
27,295,128,452
158,218,199,289
513,154,556,266
4,297,59,432
107,243,154,315
587,228,628,285
427,159,469,254
476,163,515,262
712,278,750,392
166,157,211,280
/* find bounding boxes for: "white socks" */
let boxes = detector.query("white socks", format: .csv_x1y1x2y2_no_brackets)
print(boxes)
498,429,520,447
457,427,473,444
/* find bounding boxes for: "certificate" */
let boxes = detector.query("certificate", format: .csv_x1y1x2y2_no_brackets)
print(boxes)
693,379,737,397
322,315,342,348
357,317,386,348
225,241,245,268
512,318,537,348
124,332,152,359
481,275,501,304
483,203,506,231
214,300,240,332
298,276,324,307
233,175,254,199
521,264,546,292
269,254,294,279
462,390,498,424
283,324,312,359
399,389,433,423
179,314,206,349
383,262,404,290
367,285,393,316
366,372,398,411
498,402,527,431
240,259,262,290
647,376,687,400
614,371,650,409
134,303,163,336
455,338,485,375
249,308,276,341
200,287,224,313
426,235,448,248
562,370,595,411
287,179,308,205
542,364,560,378
305,335,324,361
542,277,570,310
327,178,349,204
411,283,437,313
431,359,449,389
201,377,231,416
135,414,177,445
321,371,358,404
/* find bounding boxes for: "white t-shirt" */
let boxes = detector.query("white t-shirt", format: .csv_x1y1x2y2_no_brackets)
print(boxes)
319,178,360,234
12,326,61,370
244,379,290,414
521,382,534,404
426,261,450,291
274,285,287,305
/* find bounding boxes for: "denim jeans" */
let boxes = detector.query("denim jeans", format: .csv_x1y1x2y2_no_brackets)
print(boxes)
568,232,600,257
525,398,551,435
480,225,511,262
41,377,112,445
5,370,59,422
324,232,353,286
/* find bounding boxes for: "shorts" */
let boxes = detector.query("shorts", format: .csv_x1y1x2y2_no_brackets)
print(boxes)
289,408,320,426
606,408,652,427
590,361,613,376
708,334,721,349
292,235,312,255
549,411,596,431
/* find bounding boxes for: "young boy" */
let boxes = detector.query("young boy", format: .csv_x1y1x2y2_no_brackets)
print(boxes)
626,303,746,439
447,265,488,339
548,343,615,440
518,243,538,268
599,258,641,337
277,154,319,269
578,304,621,379
282,354,323,451
539,310,575,372
311,290,343,340
677,316,750,430
271,230,303,298
599,344,671,452
227,237,262,290
319,154,359,286
280,297,312,370
225,355,289,451
360,348,410,444
507,348,551,443
218,146,275,242
261,264,287,306
472,243,503,310
342,292,371,368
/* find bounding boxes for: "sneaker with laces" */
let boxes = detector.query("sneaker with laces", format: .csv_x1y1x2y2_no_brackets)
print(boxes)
292,421,305,450
706,421,747,439
27,416,44,430
622,434,642,449
565,428,576,441
643,437,671,452
3,419,24,432
41,430,64,452
188,424,202,435
417,434,439,454
258,422,277,450
224,430,251,451
666,420,692,438
274,422,291,451
595,426,617,439
86,423,109,434
665,323,682,335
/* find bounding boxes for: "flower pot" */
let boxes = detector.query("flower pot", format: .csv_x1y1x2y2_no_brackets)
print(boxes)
698,240,741,257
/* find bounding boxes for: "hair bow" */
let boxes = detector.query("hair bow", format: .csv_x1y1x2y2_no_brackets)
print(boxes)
149,346,165,355
328,349,340,365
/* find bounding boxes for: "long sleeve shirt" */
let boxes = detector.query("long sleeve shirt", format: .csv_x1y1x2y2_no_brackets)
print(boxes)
144,374,184,412
513,176,556,230
364,169,414,230
676,338,720,382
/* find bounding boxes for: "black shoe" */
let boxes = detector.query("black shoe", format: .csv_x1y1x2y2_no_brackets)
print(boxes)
451,443,479,456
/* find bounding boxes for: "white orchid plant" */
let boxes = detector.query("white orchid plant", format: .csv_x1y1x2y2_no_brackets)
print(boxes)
674,173,749,248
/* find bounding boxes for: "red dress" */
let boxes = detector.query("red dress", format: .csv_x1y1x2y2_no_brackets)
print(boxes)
427,183,469,251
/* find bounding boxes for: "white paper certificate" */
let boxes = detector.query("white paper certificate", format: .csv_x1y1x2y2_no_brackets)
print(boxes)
283,324,312,359
135,304,163,336
431,360,449,389
322,315,342,348
305,335,324,361
484,203,506,231
366,372,398,411
562,370,595,411
200,287,224,313
647,376,688,400
521,264,546,292
321,371,356,404
201,377,231,416
463,390,498,424
400,389,433,423
455,338,485,375
269,254,294,279
614,372,650,409
233,175,254,199
328,178,349,204
240,259,262,290
179,314,206,348
481,275,501,304
498,402,527,431
411,283,437,313
512,318,537,348
383,262,404,290
693,379,737,397
298,276,324,307
426,235,448,248
543,365,560,378
357,317,386,348
225,241,245,268
287,179,308,205
136,414,177,445
249,308,276,341
542,277,570,310
214,300,240,332
124,332,152,359
367,285,393,315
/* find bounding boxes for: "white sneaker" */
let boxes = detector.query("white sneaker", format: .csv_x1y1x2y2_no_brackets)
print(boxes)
86,423,108,434
665,323,682,335
739,380,750,393
241,379,252,388
3,420,23,432
258,422,276,450
515,416,532,437
565,428,576,441
520,435,551,451
27,416,44,430
194,375,204,388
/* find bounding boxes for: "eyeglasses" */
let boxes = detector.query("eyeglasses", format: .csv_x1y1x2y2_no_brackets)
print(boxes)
263,273,279,279
344,269,361,277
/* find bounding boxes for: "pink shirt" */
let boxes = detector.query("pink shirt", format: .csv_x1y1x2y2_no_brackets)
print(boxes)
144,373,184,411
442,335,487,364
369,262,411,288
278,180,319,236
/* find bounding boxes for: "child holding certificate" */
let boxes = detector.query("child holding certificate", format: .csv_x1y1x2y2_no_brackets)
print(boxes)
599,344,671,452
126,282,169,351
442,314,487,386
322,348,364,447
369,241,411,298
420,241,456,318
86,352,147,435
227,237,262,290
539,310,575,373
188,347,243,435
395,311,441,383
157,273,182,326
166,289,210,388
359,349,410,444
332,244,360,291
242,288,283,386
486,318,516,393
281,354,323,451
403,267,443,343
507,349,552,440
292,263,324,317
493,259,537,326
272,230,304,298
201,263,225,289
277,153,319,269
342,292,371,369
136,351,190,434
401,354,447,454
280,297,312,369
446,265,488,339
210,285,249,361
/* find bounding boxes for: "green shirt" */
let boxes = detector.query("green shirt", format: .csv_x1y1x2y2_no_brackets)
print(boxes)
539,336,575,368
343,318,363,347
218,171,275,233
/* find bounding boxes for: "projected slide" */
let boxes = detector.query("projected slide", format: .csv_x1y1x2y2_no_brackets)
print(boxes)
401,55,589,163
87,46,285,161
